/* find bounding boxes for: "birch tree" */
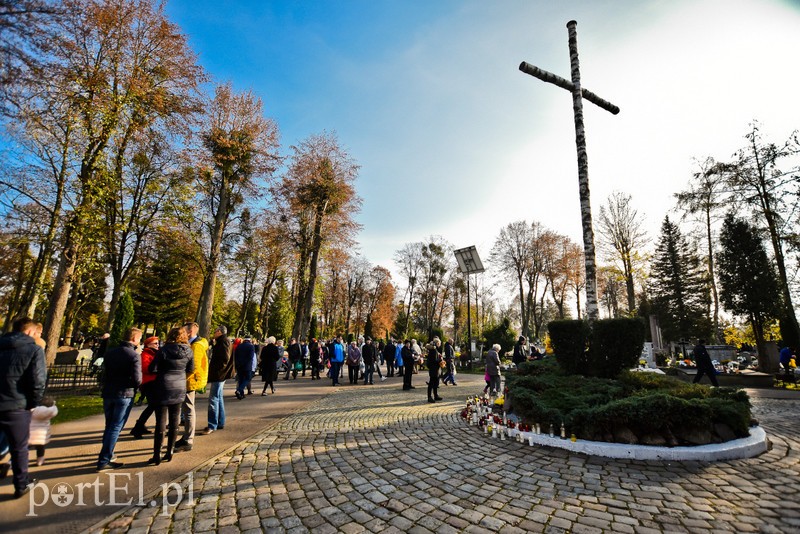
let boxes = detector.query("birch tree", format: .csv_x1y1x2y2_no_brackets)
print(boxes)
192,83,280,338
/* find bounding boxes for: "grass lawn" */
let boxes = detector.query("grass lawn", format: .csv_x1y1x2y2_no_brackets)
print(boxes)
52,394,105,424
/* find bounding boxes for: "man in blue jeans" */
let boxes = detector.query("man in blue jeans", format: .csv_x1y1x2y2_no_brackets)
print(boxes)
330,336,345,386
200,326,232,435
97,327,142,471
0,317,47,498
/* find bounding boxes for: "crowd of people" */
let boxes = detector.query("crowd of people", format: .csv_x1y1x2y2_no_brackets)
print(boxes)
0,319,473,499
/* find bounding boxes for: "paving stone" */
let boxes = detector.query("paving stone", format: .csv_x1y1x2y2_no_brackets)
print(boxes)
83,386,800,534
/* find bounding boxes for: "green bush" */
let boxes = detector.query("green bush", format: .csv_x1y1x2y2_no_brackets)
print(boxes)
109,292,135,348
590,318,646,378
548,320,590,375
507,360,753,445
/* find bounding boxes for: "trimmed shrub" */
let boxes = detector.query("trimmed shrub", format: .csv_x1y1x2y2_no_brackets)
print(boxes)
507,359,753,445
589,318,646,378
548,320,590,375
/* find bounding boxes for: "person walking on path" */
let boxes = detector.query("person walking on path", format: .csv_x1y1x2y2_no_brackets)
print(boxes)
402,340,415,391
29,396,57,466
362,338,377,385
234,337,257,399
330,337,345,386
0,317,46,497
149,327,194,465
486,344,502,396
175,322,208,453
96,327,142,471
383,338,396,377
346,341,362,384
130,336,160,439
441,339,457,386
426,341,443,403
260,337,279,394
201,326,233,434
286,338,301,380
692,339,719,387
308,338,321,380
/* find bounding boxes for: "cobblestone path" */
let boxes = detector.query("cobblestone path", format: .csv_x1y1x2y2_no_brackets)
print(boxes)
90,382,800,534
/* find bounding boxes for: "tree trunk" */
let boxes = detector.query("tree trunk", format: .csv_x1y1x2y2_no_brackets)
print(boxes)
567,20,600,322
43,223,79,365
295,203,326,340
196,169,232,338
705,208,720,342
624,258,636,313
105,277,122,331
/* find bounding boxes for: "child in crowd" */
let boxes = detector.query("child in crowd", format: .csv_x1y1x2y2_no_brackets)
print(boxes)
29,396,58,466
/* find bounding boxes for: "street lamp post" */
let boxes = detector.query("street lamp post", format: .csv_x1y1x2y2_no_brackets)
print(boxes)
454,246,485,369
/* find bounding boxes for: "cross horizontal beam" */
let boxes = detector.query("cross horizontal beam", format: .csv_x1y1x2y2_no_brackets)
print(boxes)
519,61,620,115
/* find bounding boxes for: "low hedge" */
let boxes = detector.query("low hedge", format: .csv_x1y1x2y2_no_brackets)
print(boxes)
507,360,753,446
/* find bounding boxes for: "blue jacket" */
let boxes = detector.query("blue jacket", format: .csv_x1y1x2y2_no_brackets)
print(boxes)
235,341,257,373
395,344,403,367
331,342,345,363
0,332,47,411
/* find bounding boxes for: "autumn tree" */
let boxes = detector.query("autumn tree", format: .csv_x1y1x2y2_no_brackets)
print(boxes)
597,191,648,314
274,131,360,340
18,0,206,363
414,237,453,340
492,221,534,337
394,242,424,337
720,124,800,348
101,127,196,330
251,217,285,338
191,83,280,338
717,214,781,372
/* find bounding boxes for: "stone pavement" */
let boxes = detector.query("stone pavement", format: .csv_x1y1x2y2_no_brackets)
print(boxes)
87,375,800,533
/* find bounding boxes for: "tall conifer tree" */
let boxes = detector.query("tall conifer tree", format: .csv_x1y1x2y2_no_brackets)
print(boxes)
649,216,709,343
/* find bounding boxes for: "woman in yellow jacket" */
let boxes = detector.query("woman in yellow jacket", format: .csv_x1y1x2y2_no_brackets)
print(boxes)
174,322,208,453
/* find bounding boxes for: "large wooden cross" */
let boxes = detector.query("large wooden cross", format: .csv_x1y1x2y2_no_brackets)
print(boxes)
519,20,619,322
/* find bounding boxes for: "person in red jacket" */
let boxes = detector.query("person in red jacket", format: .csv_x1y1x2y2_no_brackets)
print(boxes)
130,336,159,439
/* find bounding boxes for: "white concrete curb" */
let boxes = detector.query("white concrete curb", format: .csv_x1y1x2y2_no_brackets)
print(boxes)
504,426,769,461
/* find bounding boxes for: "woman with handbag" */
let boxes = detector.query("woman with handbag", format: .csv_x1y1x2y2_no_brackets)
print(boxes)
346,341,361,384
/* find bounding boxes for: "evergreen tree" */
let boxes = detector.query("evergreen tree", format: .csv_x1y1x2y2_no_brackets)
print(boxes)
109,292,134,348
649,216,710,343
267,278,293,342
129,231,198,335
717,214,781,371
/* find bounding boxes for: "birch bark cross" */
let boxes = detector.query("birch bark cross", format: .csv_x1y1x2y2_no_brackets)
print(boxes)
519,20,619,322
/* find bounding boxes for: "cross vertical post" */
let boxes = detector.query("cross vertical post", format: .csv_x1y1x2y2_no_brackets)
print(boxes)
519,20,619,322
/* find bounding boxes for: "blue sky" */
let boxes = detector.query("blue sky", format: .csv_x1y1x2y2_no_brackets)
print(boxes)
166,0,800,280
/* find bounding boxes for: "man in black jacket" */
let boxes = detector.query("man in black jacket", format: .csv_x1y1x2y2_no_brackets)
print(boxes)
201,326,232,434
383,338,396,377
692,339,719,387
97,327,142,471
0,317,47,498
402,340,415,390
